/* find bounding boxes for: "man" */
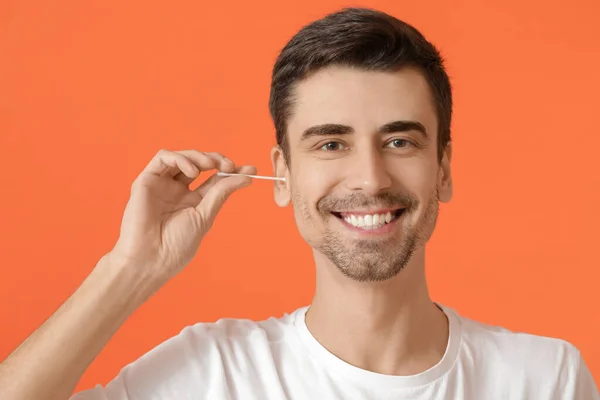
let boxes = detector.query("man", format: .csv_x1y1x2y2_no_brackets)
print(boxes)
0,7,598,400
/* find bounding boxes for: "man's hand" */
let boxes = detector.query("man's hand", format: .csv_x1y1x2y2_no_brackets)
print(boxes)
110,149,255,287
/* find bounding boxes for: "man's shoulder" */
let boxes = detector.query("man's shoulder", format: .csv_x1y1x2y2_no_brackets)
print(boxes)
455,309,582,378
459,311,579,353
181,307,301,345
80,308,305,399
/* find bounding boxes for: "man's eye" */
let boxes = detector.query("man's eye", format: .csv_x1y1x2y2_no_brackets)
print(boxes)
321,142,345,151
386,139,413,148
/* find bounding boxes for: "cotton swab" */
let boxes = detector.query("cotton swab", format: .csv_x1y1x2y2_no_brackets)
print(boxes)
216,172,286,182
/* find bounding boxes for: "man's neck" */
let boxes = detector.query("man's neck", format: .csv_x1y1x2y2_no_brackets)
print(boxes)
305,249,448,376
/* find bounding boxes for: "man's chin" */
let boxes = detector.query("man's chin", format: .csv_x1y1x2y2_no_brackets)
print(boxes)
318,238,418,283
334,259,407,283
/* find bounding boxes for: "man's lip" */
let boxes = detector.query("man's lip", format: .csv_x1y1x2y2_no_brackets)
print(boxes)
331,208,405,216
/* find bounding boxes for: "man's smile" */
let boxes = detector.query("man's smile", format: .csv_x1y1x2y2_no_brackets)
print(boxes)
331,208,406,234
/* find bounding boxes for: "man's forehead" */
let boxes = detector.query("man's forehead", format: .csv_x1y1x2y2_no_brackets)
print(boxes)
287,66,438,140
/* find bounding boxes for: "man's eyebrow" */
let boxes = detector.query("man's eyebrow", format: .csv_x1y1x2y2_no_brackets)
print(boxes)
300,120,428,141
379,120,429,139
300,124,354,141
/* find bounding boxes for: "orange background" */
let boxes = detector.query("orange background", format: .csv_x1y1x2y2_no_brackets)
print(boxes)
1,0,599,392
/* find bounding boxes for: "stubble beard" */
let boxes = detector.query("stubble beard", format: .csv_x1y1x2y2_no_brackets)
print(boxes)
298,190,440,283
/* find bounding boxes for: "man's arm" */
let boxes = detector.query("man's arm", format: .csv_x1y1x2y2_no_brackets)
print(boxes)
0,150,255,400
0,255,155,400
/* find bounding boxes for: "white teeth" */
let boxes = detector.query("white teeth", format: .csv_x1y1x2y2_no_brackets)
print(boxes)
342,211,399,229
385,211,392,223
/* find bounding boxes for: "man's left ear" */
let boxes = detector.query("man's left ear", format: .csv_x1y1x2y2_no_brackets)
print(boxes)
437,142,453,203
270,145,291,207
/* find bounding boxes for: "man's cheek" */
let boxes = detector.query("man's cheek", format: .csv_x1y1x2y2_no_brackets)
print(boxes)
397,164,434,197
298,163,338,191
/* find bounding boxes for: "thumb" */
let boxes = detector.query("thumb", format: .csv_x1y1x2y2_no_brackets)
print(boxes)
196,175,252,226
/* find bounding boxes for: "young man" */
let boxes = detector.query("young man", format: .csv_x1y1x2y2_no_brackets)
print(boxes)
1,7,598,400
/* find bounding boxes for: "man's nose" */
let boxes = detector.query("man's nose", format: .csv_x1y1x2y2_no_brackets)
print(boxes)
344,148,393,195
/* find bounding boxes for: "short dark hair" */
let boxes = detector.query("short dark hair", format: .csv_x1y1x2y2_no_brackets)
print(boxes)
269,7,452,163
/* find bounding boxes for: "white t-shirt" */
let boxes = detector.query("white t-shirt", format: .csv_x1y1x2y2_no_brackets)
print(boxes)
71,305,599,399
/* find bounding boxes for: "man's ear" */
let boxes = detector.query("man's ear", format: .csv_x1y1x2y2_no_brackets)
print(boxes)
270,145,291,207
437,142,453,203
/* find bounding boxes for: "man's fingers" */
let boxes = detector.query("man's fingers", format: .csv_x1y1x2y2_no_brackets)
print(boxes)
193,165,257,197
191,173,220,196
177,150,235,174
142,149,201,179
236,165,258,175
203,152,236,172
174,151,236,185
196,166,257,225
140,149,239,186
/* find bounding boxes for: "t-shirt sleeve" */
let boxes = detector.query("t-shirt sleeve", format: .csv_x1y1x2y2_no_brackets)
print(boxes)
69,324,214,400
573,351,600,400
69,381,126,400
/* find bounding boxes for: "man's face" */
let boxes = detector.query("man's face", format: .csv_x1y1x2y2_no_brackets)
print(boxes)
272,66,452,282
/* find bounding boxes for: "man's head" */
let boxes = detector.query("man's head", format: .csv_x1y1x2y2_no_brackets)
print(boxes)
269,8,453,282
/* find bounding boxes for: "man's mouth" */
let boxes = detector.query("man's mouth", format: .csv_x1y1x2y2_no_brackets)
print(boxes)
331,208,406,230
